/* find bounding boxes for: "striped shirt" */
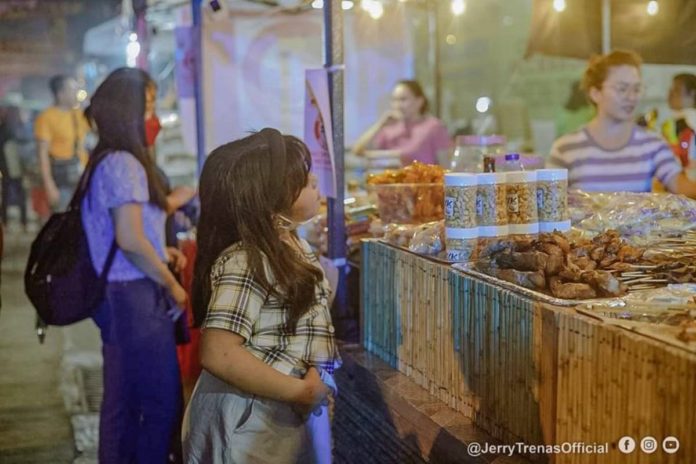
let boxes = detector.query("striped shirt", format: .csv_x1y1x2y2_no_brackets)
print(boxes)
549,126,682,192
203,239,341,376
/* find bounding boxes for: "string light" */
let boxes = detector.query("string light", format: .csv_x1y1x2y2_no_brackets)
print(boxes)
476,97,492,113
451,0,465,16
647,0,659,16
312,0,323,8
553,0,566,13
342,0,354,10
361,0,383,19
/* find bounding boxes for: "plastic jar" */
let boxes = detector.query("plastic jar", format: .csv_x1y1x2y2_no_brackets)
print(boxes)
505,171,539,235
445,227,479,262
535,169,571,232
444,173,478,229
450,135,506,173
476,173,508,233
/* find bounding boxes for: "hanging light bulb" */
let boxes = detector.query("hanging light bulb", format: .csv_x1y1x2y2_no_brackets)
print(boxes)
312,0,323,8
342,0,354,10
553,0,566,13
476,97,492,113
362,0,383,19
451,0,465,16
647,1,659,16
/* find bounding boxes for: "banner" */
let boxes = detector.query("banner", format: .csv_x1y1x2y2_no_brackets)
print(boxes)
304,68,336,198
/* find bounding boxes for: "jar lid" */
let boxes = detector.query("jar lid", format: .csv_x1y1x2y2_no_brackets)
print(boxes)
508,223,540,234
445,227,479,239
539,220,571,233
477,172,507,185
445,173,478,186
506,171,537,183
479,225,509,237
536,168,568,181
456,135,507,147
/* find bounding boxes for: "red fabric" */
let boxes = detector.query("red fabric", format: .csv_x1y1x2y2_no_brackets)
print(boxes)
145,115,162,147
31,187,50,220
176,238,202,383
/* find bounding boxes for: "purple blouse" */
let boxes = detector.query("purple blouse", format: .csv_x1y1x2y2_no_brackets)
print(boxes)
81,151,166,282
374,115,451,165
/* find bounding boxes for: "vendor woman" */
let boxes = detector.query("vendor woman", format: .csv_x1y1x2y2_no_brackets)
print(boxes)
549,50,696,197
353,80,451,166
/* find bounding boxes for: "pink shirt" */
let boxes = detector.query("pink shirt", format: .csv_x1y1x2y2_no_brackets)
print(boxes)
374,115,451,165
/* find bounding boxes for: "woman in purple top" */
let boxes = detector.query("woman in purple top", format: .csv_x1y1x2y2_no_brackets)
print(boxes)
354,80,451,166
82,68,187,463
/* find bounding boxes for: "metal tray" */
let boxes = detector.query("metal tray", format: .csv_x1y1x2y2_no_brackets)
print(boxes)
451,262,625,307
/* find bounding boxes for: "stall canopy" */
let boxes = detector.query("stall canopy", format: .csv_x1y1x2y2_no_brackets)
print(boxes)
526,0,696,64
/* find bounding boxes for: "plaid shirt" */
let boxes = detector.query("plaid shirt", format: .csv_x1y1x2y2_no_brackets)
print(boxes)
203,239,341,375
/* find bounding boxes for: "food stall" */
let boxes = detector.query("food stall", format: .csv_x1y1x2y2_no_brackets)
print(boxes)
361,163,696,461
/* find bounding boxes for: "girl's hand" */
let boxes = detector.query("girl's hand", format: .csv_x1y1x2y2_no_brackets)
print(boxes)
293,367,330,416
166,246,188,273
168,281,188,308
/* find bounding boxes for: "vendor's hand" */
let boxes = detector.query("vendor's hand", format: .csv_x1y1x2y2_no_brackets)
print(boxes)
381,109,402,124
293,367,330,417
46,183,60,207
167,281,188,308
166,246,188,273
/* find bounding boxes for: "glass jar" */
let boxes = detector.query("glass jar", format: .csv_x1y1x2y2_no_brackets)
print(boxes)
444,173,478,229
445,227,479,262
505,171,539,235
536,169,571,232
450,135,506,173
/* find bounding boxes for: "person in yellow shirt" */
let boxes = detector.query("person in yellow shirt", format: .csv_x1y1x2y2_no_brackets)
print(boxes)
34,75,91,212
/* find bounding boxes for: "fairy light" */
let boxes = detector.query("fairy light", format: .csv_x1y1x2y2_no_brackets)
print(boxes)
553,0,566,13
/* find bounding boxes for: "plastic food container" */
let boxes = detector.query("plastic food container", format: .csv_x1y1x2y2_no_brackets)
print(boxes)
505,171,539,235
445,227,479,262
450,135,506,173
476,172,508,235
536,169,571,232
444,173,477,229
369,183,444,224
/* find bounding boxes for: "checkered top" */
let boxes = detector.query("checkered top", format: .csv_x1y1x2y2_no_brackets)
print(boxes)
203,239,341,375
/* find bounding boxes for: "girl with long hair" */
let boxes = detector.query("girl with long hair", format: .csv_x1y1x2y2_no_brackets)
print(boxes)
183,128,340,463
82,67,187,463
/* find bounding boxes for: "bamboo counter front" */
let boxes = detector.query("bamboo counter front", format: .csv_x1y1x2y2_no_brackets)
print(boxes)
361,240,696,463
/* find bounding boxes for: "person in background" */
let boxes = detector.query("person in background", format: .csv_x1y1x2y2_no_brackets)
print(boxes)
556,80,595,137
0,106,33,230
549,50,696,197
35,75,91,212
183,129,340,463
82,67,187,463
662,73,696,166
353,79,451,166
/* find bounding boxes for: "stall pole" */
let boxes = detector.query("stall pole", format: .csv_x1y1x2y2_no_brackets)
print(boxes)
133,0,149,70
601,0,611,53
428,0,442,117
192,0,206,174
323,0,350,327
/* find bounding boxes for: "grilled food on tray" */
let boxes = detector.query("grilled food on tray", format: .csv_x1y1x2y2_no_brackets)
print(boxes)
476,230,638,299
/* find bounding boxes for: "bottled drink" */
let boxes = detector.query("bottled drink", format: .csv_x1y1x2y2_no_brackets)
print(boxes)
499,153,524,172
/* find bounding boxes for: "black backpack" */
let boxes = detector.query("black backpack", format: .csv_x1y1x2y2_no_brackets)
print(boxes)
24,155,117,326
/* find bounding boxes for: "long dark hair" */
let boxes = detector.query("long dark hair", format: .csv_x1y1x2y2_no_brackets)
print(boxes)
84,67,167,209
192,128,322,332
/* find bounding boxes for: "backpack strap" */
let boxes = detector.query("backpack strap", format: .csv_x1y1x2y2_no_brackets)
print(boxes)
100,240,118,281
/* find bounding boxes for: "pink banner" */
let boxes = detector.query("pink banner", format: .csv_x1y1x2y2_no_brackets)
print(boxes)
305,69,336,198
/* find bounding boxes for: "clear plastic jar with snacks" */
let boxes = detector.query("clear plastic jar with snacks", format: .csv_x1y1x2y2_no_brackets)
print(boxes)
476,173,507,234
536,169,571,232
450,135,506,173
445,227,478,262
505,171,539,235
445,173,478,229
